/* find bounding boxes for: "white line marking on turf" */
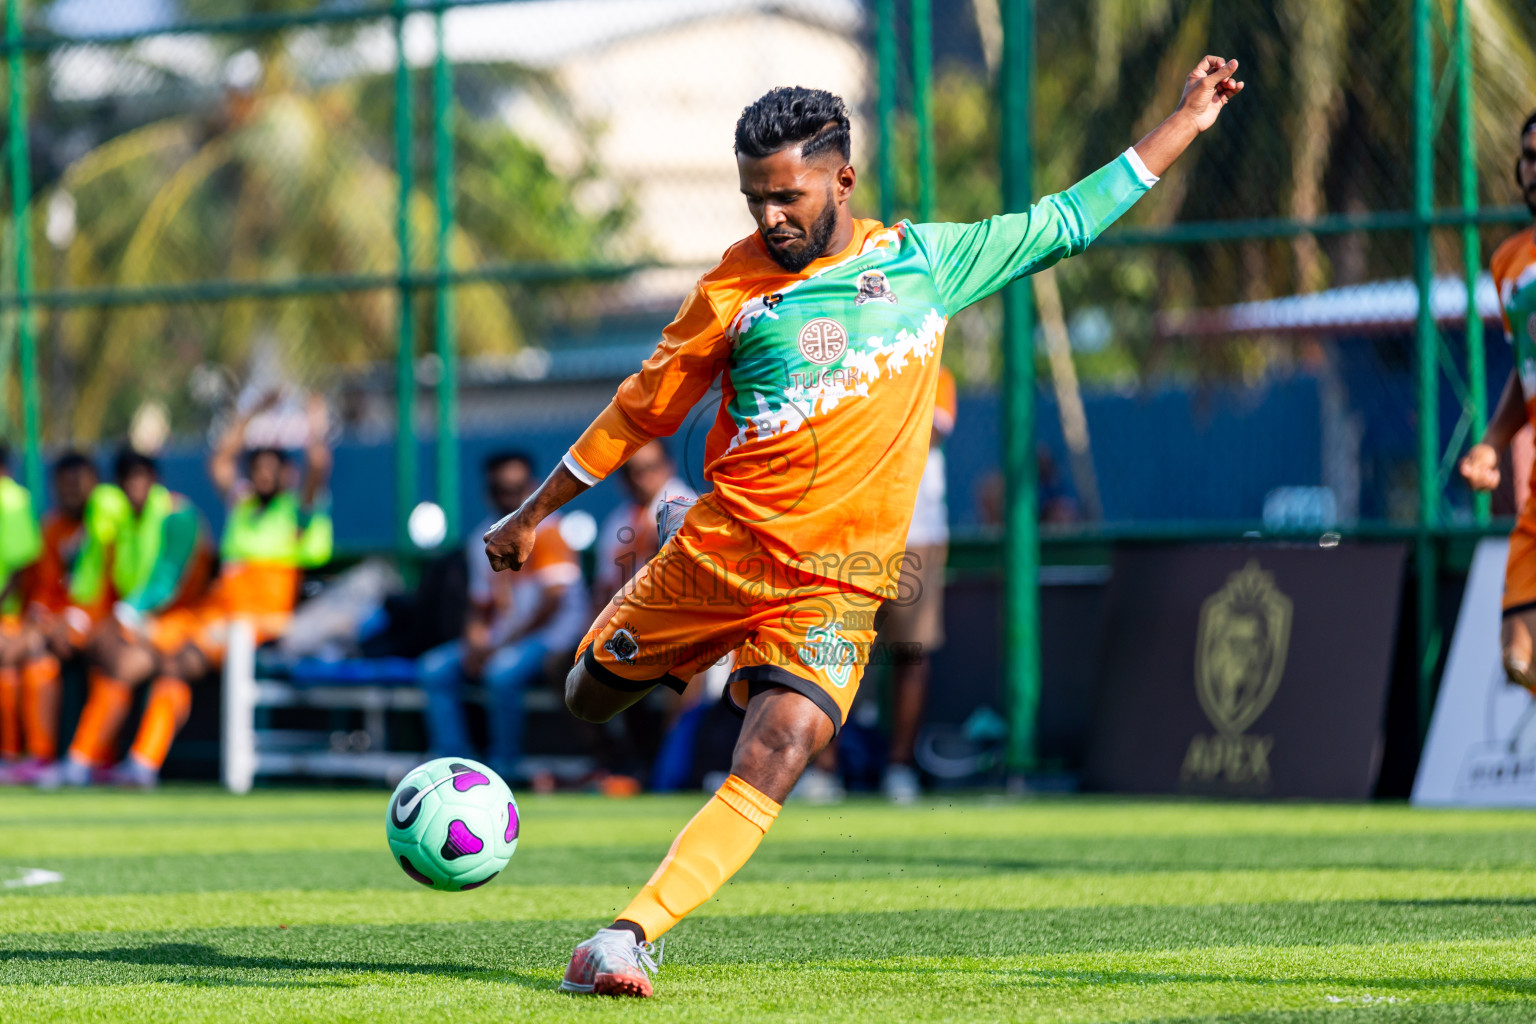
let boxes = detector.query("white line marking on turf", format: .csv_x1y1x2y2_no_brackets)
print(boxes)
3,868,63,889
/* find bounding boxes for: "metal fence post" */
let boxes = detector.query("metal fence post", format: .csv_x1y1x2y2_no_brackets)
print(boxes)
875,0,897,226
1412,0,1441,736
394,2,418,552
1000,0,1039,777
433,9,459,543
1457,0,1487,525
6,0,41,500
911,0,934,224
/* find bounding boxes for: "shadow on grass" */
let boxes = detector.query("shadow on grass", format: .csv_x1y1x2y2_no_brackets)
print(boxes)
0,942,551,990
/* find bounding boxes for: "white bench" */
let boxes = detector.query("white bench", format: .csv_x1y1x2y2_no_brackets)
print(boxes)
220,620,577,793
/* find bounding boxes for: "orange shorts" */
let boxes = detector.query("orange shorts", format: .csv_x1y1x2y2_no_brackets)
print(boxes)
579,494,883,733
146,604,287,667
1506,513,1536,615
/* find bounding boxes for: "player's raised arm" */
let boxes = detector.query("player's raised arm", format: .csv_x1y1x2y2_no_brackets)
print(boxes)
913,55,1242,313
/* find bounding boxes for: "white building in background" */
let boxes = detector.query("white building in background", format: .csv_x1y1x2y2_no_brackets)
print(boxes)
52,0,869,306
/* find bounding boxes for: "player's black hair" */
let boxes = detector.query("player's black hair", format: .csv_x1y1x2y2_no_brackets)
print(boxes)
483,450,534,479
734,87,851,163
0,440,10,471
52,449,93,476
244,445,291,470
113,445,157,484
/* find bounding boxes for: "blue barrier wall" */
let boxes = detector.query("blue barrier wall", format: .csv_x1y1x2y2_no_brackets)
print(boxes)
123,375,1330,549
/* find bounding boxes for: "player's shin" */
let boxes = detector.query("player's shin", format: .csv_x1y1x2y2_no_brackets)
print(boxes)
0,666,20,760
20,655,60,761
128,677,192,774
67,669,134,768
613,774,781,941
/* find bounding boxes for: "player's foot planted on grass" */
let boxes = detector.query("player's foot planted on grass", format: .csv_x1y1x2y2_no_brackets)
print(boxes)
560,926,663,997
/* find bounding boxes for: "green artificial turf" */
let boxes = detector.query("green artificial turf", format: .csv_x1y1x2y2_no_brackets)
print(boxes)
2,790,1534,1022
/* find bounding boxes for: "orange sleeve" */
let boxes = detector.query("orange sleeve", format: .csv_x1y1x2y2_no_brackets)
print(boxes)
567,285,729,482
1491,242,1514,337
932,366,958,438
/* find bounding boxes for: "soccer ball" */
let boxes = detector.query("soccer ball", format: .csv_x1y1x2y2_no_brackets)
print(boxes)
385,756,519,891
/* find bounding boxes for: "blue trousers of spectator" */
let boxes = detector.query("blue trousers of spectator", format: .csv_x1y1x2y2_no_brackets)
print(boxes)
419,638,549,781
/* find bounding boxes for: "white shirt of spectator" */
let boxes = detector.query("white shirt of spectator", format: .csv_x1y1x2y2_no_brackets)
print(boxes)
468,514,589,651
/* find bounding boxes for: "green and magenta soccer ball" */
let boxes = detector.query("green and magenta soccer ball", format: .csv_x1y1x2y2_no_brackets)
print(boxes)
385,757,519,891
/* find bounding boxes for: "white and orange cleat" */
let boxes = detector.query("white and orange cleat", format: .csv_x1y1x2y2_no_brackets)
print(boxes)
559,927,663,997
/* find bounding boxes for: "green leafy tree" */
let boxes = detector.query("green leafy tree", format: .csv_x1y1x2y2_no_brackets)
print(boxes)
24,12,626,442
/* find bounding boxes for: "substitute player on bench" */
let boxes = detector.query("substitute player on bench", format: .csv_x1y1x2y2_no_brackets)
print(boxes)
485,59,1243,997
1460,110,1536,693
109,394,334,787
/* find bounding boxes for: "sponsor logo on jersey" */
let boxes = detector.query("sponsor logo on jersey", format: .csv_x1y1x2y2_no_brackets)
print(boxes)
605,626,640,664
797,317,848,365
854,270,898,306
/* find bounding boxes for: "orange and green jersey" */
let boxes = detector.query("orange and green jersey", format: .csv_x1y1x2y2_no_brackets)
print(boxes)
107,485,213,617
67,483,131,612
566,150,1156,597
29,510,88,615
1493,225,1536,424
215,490,333,618
0,476,42,616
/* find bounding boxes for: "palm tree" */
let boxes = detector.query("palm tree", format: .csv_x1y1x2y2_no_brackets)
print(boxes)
20,9,627,442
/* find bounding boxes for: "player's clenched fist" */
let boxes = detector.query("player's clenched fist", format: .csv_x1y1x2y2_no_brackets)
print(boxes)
483,510,536,572
1460,442,1501,492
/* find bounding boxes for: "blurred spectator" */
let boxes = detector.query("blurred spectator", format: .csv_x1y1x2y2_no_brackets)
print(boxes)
583,441,699,794
593,441,694,602
418,452,587,783
0,442,43,769
51,448,215,787
2,452,99,783
976,444,1082,528
873,366,958,804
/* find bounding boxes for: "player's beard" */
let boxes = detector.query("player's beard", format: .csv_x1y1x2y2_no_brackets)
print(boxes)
764,192,838,273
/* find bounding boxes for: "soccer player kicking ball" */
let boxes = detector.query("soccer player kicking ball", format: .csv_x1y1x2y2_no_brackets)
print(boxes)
1460,110,1536,694
485,57,1243,998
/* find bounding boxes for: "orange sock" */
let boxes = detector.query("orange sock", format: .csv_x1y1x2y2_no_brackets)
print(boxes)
615,774,781,941
20,656,61,761
128,677,192,771
0,667,18,760
68,670,134,766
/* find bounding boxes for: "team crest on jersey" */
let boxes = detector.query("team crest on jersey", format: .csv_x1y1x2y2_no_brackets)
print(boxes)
854,269,898,306
605,626,640,664
797,317,847,365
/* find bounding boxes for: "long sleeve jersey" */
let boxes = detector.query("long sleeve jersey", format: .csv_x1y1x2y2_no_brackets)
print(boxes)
565,150,1156,599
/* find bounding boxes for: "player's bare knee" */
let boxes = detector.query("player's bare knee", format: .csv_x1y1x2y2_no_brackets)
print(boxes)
116,645,157,686
564,664,614,724
737,717,821,774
